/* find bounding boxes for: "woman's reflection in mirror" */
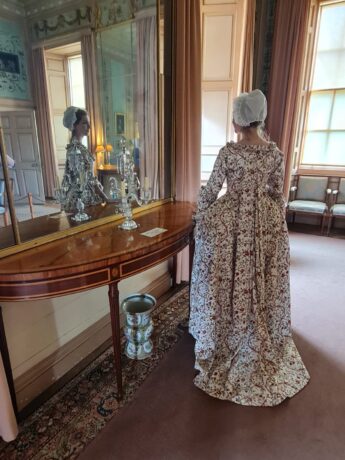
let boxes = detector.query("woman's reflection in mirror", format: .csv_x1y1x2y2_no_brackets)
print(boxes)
59,106,107,213
0,154,15,169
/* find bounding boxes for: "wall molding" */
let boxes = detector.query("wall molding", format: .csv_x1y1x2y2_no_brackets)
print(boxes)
0,98,34,110
14,271,171,410
0,0,25,18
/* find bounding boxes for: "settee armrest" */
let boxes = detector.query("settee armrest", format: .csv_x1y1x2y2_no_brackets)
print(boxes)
330,189,339,207
289,185,297,202
325,189,332,208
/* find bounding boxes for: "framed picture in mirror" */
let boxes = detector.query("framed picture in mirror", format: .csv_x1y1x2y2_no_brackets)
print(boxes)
115,113,126,135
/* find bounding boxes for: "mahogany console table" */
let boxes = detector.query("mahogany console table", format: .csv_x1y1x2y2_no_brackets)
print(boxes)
0,201,194,413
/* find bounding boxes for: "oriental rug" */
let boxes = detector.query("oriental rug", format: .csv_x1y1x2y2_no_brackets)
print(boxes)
0,287,189,460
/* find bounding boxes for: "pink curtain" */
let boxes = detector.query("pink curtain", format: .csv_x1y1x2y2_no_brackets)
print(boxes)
266,0,311,196
0,354,18,442
241,0,256,92
174,0,202,282
81,34,103,153
136,16,159,199
32,47,58,198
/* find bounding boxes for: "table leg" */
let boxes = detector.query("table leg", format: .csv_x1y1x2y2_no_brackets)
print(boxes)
0,306,18,415
108,282,123,399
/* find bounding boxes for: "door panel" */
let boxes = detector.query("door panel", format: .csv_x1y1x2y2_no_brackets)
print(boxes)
22,170,41,196
17,134,36,162
0,111,45,203
15,115,33,130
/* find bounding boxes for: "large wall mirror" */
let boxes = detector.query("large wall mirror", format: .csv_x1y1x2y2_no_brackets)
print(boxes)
0,0,172,255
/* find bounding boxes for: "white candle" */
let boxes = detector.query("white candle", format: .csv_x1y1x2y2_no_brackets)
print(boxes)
144,176,150,192
120,180,126,198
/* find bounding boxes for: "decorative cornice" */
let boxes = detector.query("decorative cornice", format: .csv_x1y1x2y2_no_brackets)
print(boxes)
31,6,92,40
24,0,86,18
94,0,155,29
1,1,158,43
0,0,26,17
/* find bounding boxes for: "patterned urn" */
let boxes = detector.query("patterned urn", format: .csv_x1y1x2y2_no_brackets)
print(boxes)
122,294,156,360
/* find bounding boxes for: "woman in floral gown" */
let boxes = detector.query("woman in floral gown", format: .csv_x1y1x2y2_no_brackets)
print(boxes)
60,106,107,212
189,90,310,406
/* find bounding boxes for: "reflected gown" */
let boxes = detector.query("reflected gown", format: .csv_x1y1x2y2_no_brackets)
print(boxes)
60,138,104,212
189,141,310,406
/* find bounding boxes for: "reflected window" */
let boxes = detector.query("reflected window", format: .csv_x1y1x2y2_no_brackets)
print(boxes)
68,54,87,148
68,55,86,109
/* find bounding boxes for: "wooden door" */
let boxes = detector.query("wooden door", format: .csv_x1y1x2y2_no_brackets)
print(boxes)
0,110,45,203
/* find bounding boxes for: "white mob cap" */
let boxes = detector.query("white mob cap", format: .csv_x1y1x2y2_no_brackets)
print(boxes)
63,106,79,131
233,89,267,127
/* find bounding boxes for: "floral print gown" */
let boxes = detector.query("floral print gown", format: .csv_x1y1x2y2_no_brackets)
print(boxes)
189,141,310,406
60,138,104,212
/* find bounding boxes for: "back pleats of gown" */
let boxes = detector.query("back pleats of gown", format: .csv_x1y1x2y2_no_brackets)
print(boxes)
189,143,310,406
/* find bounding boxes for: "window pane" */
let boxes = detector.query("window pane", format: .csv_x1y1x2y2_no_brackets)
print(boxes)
307,92,332,130
313,50,345,89
201,155,217,173
302,132,328,164
317,4,345,51
68,56,85,109
327,132,345,166
301,3,345,169
331,90,345,129
202,91,229,146
202,146,221,156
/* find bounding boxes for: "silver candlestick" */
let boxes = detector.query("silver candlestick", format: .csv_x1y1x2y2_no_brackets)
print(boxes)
118,196,139,230
71,191,90,222
140,187,152,205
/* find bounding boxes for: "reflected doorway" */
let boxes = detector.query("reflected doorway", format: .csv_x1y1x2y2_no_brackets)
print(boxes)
44,42,86,185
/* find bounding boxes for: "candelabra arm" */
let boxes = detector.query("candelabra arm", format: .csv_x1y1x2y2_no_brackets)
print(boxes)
130,193,142,207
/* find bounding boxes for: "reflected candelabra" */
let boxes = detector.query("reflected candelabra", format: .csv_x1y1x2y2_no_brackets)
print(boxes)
117,137,141,230
72,188,90,222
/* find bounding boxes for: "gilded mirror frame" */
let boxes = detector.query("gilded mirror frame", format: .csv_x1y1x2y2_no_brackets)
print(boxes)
0,0,174,259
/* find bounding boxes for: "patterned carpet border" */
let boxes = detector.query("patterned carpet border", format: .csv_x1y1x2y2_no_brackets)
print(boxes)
0,287,190,460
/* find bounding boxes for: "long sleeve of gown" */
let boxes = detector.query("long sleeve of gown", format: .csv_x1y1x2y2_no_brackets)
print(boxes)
267,151,286,210
197,148,226,214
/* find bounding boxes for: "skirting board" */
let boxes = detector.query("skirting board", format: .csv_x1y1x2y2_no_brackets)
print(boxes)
14,271,172,411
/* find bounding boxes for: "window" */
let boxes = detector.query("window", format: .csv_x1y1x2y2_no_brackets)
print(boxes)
301,1,345,169
68,55,85,109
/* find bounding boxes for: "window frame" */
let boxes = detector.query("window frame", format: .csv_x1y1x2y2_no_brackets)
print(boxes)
296,0,345,177
66,53,86,110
